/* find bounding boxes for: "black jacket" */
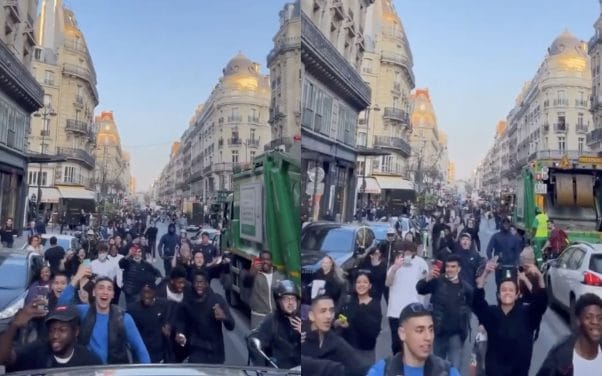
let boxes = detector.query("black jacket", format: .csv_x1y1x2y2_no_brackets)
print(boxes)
416,277,473,341
472,287,548,376
357,258,387,302
247,310,301,369
536,335,602,376
486,230,522,265
175,288,235,364
311,270,343,303
119,258,161,295
336,294,382,350
454,244,485,289
127,298,169,363
301,323,370,376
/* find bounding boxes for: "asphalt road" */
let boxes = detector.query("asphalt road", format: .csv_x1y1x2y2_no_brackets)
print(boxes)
152,220,251,366
373,216,571,376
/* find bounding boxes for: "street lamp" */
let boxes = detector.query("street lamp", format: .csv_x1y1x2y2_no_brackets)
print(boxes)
32,104,57,217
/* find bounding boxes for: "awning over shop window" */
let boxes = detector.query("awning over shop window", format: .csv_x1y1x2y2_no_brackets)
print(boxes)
356,177,381,194
56,186,96,200
28,187,61,203
373,176,415,191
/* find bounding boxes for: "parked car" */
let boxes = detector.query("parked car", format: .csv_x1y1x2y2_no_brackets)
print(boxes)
300,222,376,290
544,242,602,317
21,234,79,254
365,222,391,243
0,250,45,332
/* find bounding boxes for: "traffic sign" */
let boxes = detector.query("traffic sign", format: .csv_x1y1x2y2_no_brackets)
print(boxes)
307,167,325,183
535,182,547,194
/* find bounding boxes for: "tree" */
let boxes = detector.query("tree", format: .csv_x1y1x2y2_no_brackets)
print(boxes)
409,140,445,196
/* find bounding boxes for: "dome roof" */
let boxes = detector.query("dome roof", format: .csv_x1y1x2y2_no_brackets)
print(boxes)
223,52,259,77
548,30,584,56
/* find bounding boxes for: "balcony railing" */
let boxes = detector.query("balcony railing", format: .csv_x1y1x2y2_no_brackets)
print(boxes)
227,115,242,123
228,137,242,146
62,63,98,101
553,98,569,106
247,138,260,148
383,107,410,126
60,174,90,187
371,167,411,179
576,122,589,133
248,116,260,123
534,149,581,160
575,99,589,108
587,128,602,145
553,123,568,132
65,119,88,134
373,135,411,157
56,146,95,168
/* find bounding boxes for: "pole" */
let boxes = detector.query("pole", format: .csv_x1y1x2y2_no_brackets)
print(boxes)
37,115,48,218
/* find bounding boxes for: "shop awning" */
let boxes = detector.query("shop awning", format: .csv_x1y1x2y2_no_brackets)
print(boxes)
356,177,381,194
28,187,61,203
373,176,415,191
56,186,96,200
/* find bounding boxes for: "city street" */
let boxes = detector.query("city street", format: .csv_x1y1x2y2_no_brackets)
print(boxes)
152,220,250,366
372,217,571,375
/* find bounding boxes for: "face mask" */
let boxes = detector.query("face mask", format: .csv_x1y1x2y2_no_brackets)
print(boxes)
98,254,108,261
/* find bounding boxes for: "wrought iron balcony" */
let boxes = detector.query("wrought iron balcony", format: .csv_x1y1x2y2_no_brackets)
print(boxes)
553,98,569,106
587,128,602,145
247,138,260,148
373,135,411,157
553,123,568,133
534,149,581,160
56,146,95,169
228,137,242,146
65,119,88,135
227,115,242,123
575,99,589,108
383,107,410,126
62,63,98,100
576,122,589,133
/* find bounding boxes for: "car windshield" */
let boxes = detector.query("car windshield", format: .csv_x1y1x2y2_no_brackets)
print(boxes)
590,254,602,273
301,227,354,253
370,225,389,240
0,254,27,288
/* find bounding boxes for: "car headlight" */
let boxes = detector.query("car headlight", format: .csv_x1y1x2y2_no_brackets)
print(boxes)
0,294,25,320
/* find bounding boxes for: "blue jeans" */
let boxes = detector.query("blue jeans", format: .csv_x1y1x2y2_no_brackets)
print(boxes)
434,333,463,370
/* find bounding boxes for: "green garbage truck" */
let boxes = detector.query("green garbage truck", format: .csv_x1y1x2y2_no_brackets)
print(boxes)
514,155,602,260
220,150,301,308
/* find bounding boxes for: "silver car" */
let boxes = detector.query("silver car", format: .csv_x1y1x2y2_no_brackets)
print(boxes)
544,242,602,315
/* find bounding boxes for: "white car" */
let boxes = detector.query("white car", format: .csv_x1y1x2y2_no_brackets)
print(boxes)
545,242,602,315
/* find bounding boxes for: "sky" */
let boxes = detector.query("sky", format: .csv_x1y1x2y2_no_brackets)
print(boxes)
393,0,599,180
62,0,284,191
62,1,599,189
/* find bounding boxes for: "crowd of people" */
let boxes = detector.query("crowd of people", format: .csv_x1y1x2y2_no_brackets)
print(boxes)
0,208,303,373
301,201,602,376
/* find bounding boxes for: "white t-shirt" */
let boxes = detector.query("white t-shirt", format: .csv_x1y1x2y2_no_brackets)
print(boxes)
107,254,124,287
386,256,429,318
90,258,118,281
573,348,602,375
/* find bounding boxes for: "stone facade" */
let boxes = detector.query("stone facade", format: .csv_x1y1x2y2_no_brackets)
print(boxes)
27,0,98,215
0,0,44,227
300,0,374,222
589,2,602,149
478,31,593,194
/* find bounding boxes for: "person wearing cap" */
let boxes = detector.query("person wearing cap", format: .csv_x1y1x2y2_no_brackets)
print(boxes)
471,257,547,376
486,217,522,287
0,302,101,371
454,232,485,289
57,266,151,364
119,243,162,304
247,279,301,369
366,303,460,376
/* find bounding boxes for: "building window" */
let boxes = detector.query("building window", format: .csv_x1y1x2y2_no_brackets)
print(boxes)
41,143,49,154
28,171,47,186
357,132,367,147
44,70,54,86
250,129,255,140
578,112,584,126
578,137,584,153
231,150,239,163
558,136,566,153
250,151,256,160
64,166,75,183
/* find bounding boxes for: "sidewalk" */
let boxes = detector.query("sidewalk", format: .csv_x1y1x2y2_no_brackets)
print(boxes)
2,226,65,250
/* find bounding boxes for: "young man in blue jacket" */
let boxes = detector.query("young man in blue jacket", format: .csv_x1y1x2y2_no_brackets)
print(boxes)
58,265,150,364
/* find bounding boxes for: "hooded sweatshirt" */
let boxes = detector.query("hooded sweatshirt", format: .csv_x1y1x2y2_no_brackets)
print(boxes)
158,224,178,258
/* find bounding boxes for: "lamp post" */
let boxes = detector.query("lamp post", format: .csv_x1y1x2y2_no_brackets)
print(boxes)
32,104,57,218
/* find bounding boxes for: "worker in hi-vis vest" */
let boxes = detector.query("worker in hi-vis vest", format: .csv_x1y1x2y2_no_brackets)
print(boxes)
531,207,549,264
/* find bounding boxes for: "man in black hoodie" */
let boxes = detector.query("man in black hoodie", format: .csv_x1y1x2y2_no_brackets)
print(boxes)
537,293,602,376
158,223,179,276
454,232,485,289
301,295,369,376
174,270,235,364
486,218,522,287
